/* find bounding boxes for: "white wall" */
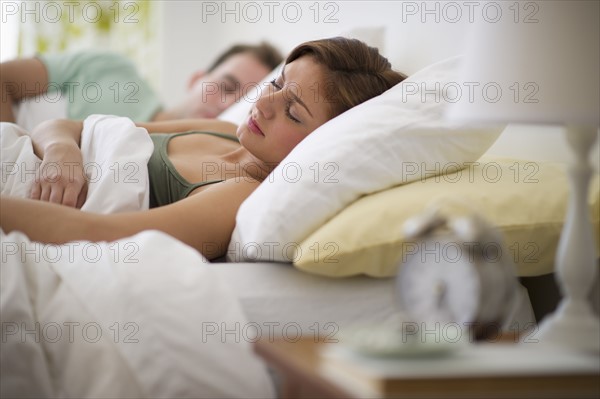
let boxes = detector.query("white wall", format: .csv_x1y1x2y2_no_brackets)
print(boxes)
159,1,599,167
486,125,600,170
0,0,19,62
158,0,472,106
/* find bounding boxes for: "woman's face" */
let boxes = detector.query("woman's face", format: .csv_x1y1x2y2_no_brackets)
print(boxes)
236,56,333,164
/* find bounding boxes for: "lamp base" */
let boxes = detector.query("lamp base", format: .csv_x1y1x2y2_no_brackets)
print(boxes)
535,298,600,353
532,126,600,355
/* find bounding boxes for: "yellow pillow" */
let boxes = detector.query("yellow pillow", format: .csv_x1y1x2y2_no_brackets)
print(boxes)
293,157,600,278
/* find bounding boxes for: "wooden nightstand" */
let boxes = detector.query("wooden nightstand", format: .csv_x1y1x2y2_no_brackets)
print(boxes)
255,338,600,399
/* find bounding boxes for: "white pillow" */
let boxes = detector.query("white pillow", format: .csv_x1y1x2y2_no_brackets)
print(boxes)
228,56,504,262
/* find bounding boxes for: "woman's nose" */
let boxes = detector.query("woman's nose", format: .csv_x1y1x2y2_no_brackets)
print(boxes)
255,85,280,119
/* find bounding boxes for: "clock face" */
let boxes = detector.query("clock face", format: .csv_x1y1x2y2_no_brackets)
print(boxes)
397,247,481,325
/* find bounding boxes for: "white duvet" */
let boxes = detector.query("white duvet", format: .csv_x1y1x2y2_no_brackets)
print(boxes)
0,116,275,398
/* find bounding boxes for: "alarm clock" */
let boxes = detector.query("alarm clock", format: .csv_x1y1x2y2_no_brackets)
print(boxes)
396,209,519,341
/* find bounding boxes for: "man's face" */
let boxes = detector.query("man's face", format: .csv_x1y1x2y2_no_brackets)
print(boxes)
185,52,272,118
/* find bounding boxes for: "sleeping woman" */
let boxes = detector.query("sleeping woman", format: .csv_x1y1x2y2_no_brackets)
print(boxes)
1,37,406,259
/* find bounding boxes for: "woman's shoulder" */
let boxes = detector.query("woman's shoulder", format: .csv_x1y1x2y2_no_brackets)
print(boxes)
202,120,238,136
187,175,261,202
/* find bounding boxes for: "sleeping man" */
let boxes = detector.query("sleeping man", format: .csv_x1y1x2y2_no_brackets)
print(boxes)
0,42,283,124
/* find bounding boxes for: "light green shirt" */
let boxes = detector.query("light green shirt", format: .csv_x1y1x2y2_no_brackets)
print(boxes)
39,51,162,122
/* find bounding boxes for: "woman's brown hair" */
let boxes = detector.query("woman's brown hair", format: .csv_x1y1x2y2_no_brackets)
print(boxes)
286,37,407,118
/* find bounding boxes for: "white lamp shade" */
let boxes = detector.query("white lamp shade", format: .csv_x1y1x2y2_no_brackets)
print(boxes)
448,1,599,126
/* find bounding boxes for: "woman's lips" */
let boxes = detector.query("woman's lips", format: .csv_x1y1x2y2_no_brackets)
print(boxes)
247,116,265,136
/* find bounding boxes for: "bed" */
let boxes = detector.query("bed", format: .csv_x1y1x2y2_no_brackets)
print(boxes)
3,18,599,399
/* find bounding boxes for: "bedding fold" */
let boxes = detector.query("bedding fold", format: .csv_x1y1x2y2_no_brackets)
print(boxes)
1,115,153,213
0,116,275,398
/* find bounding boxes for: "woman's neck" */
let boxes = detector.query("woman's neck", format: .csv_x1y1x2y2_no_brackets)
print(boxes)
222,147,275,183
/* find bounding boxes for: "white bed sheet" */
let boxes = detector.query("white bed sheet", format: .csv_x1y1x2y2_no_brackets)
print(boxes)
211,262,537,340
1,115,152,212
0,118,276,398
210,262,397,339
1,115,536,397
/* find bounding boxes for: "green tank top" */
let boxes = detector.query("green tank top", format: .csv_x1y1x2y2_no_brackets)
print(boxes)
148,131,239,208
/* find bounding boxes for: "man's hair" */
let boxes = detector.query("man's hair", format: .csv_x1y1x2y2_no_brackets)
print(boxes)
207,42,283,72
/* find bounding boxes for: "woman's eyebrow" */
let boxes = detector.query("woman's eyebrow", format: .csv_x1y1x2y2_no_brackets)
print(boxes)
281,67,314,118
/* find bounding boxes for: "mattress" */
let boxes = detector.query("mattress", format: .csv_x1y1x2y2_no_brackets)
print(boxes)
210,262,399,339
211,262,537,340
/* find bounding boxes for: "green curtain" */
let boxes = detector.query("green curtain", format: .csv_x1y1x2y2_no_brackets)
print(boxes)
18,0,159,87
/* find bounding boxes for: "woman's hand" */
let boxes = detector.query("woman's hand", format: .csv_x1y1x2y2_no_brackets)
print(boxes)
28,119,86,208
30,142,88,208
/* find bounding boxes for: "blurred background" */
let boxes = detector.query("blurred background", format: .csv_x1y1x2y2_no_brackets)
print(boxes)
1,0,471,108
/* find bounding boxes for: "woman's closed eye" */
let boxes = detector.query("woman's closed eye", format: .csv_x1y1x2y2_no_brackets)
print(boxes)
270,79,302,124
285,103,301,124
270,78,282,90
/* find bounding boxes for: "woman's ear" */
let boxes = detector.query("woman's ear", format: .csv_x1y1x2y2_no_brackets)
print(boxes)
187,70,206,90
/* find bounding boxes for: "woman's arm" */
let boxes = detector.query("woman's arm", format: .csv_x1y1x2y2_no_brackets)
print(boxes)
30,119,83,159
29,117,238,158
26,117,237,207
28,117,238,158
28,119,87,207
1,178,259,259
